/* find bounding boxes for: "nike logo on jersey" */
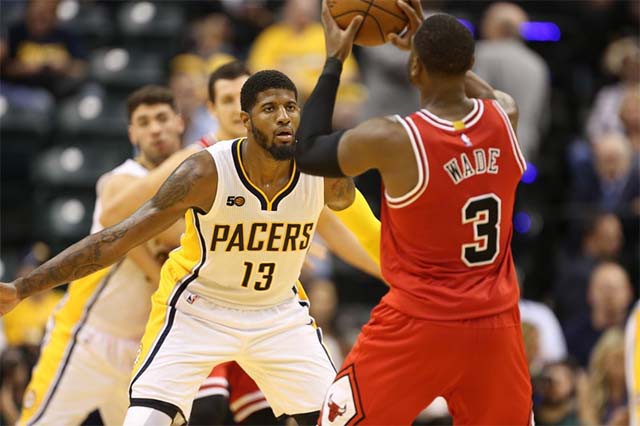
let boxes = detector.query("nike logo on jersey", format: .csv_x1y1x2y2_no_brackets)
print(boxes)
444,148,500,185
211,222,314,252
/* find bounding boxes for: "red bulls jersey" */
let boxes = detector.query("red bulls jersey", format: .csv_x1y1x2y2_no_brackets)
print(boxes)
380,99,526,320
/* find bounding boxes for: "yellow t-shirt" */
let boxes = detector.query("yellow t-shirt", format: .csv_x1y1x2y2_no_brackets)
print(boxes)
3,290,63,346
248,23,362,101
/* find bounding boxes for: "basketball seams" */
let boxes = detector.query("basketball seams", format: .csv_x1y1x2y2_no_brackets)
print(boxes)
329,0,408,45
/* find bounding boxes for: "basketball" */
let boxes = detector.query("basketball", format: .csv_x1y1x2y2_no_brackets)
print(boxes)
328,0,409,46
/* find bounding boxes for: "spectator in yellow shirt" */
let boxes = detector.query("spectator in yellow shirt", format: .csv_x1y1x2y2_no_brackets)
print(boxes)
248,0,364,127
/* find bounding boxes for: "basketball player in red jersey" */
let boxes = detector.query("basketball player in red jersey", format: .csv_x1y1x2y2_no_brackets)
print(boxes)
295,1,532,424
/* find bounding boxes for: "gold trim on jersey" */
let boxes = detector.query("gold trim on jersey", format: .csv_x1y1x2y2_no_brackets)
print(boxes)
231,139,300,211
130,209,206,387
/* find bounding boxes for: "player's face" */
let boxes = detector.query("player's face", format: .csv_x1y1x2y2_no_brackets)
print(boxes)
208,76,248,139
243,88,300,161
129,103,184,167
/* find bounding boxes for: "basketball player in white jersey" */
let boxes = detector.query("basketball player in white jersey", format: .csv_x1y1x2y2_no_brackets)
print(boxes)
100,61,380,279
0,70,358,425
102,61,380,425
16,86,184,426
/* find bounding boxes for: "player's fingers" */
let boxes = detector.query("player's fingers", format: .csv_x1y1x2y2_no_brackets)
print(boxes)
320,0,334,27
387,32,409,50
345,14,364,39
397,0,421,29
407,0,424,20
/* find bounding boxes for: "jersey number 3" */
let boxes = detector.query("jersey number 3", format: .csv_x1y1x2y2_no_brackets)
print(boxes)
241,262,275,291
461,194,501,267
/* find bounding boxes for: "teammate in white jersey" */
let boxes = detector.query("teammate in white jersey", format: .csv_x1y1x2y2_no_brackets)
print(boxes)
16,86,184,426
0,71,358,425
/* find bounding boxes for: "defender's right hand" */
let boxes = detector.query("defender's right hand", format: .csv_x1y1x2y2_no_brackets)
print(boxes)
0,282,20,315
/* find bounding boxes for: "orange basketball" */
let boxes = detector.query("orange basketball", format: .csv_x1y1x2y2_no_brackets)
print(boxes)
328,0,409,47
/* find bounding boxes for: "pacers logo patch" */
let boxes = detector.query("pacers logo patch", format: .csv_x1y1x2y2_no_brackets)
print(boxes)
319,365,363,425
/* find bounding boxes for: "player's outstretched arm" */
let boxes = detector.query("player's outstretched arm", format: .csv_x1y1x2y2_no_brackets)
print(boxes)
0,151,217,315
100,145,201,227
316,207,382,280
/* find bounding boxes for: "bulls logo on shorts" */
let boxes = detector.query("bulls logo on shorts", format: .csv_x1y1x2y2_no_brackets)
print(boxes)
319,365,363,425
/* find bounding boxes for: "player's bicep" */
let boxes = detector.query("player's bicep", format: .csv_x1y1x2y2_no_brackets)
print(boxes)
149,150,217,215
337,117,405,177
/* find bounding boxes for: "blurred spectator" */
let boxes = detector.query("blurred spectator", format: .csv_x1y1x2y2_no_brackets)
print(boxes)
169,14,238,144
1,0,88,107
586,37,640,141
624,301,639,426
534,361,580,426
473,2,550,162
519,299,568,366
248,0,364,126
171,14,236,77
308,278,344,368
554,213,624,321
168,70,219,145
358,44,420,120
564,262,633,366
0,347,31,425
521,321,542,375
619,84,640,151
2,242,62,348
570,133,636,219
579,328,629,425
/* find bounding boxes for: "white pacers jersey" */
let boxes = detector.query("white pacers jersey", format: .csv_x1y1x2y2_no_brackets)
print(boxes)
178,138,324,308
82,159,154,339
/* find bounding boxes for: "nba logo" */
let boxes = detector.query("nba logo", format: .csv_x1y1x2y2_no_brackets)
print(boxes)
186,293,199,304
461,134,472,147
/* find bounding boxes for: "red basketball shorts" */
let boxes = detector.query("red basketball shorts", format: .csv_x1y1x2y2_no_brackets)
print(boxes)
319,301,533,425
197,361,269,423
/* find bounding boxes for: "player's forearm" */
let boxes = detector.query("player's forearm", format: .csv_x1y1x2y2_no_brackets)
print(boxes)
15,211,159,299
464,71,497,100
332,189,381,266
295,57,346,177
317,209,381,279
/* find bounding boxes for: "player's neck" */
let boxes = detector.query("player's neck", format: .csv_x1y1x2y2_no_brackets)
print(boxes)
242,138,293,190
135,154,156,171
215,127,238,142
420,78,472,120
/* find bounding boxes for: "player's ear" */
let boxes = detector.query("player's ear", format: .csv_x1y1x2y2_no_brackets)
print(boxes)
408,53,421,84
206,100,218,120
175,113,185,134
240,111,251,131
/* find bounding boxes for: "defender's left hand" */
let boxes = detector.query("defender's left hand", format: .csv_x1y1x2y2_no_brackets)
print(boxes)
321,0,363,63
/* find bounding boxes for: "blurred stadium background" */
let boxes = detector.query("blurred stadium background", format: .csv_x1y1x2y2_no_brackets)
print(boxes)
0,0,638,424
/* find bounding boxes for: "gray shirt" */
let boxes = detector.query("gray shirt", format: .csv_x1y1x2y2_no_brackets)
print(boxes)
474,39,550,161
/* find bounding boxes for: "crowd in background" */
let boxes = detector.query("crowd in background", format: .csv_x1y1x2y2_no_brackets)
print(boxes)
0,0,638,424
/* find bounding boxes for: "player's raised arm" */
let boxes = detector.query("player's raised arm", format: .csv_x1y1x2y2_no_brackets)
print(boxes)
0,151,217,315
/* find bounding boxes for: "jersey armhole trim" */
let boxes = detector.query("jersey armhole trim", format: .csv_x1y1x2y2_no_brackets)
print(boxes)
385,115,429,209
204,145,224,216
491,100,527,175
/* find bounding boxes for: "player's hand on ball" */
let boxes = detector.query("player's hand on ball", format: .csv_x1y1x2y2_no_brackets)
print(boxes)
387,0,424,51
321,0,363,62
0,281,20,315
